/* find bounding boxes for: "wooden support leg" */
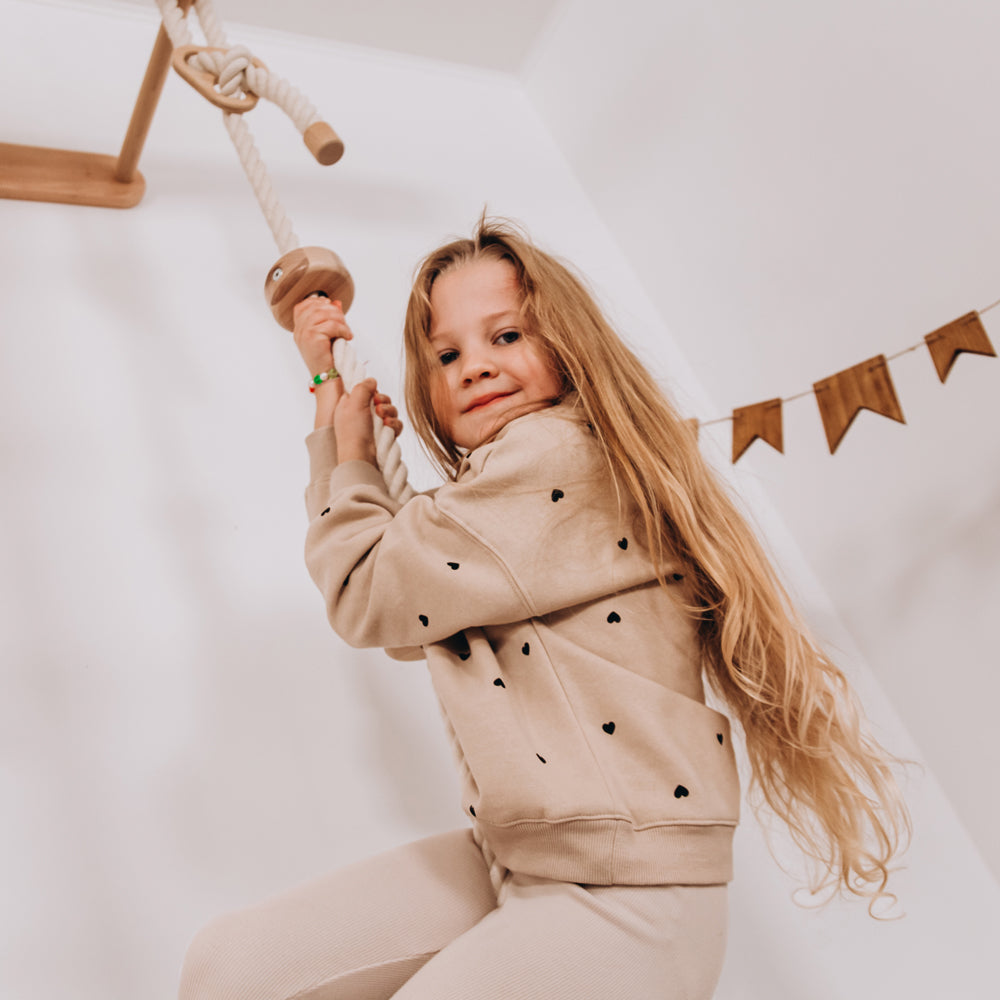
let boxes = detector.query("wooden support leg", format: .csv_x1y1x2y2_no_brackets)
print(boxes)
115,22,177,185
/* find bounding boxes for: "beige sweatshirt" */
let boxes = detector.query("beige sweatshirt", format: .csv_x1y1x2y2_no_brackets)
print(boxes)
304,402,740,885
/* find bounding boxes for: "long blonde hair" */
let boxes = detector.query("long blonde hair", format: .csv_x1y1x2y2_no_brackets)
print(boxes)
403,217,910,910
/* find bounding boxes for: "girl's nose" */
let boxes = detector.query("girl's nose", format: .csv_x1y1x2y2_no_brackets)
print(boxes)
461,355,496,384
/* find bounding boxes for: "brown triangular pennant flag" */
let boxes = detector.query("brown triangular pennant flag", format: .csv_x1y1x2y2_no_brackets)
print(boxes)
813,355,905,454
732,398,783,462
924,311,996,382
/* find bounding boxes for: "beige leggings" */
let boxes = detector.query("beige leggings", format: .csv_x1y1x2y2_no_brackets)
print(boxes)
178,829,728,1000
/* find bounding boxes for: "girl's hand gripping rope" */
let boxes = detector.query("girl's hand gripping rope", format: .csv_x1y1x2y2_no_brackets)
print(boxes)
335,378,402,466
293,292,352,379
291,293,403,450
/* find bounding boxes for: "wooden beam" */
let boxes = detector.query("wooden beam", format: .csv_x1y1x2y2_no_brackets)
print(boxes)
0,143,145,208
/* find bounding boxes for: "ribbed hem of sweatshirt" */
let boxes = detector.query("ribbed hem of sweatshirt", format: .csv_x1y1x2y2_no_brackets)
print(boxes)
482,818,735,886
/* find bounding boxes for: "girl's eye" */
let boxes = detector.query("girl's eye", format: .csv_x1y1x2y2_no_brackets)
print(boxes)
497,330,520,345
439,350,459,366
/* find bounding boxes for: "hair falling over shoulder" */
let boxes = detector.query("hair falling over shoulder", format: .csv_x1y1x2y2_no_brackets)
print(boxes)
403,215,912,912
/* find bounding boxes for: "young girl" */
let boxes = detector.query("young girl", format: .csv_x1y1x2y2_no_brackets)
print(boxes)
178,218,909,1000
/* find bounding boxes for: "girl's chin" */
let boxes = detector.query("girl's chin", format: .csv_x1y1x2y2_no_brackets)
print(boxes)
458,398,558,449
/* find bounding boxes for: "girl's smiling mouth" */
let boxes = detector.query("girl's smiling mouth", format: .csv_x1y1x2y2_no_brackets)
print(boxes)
464,391,514,413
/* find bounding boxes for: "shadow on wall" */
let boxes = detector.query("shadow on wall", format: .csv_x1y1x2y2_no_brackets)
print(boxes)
352,661,463,830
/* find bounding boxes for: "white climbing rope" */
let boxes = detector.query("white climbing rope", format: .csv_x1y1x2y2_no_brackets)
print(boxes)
221,112,297,253
154,0,505,892
331,338,415,503
155,0,416,504
156,0,309,252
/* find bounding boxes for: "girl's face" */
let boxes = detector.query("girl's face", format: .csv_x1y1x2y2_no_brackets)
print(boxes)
427,257,563,450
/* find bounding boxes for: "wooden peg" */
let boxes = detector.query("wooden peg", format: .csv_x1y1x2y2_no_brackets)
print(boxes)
813,354,905,454
732,398,783,462
924,311,996,382
265,246,355,330
303,122,345,165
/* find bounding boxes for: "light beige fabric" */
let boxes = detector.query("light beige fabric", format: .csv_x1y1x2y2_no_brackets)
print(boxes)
178,830,728,1000
304,402,740,886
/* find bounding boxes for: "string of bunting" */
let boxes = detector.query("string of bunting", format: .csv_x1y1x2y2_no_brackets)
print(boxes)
696,305,998,461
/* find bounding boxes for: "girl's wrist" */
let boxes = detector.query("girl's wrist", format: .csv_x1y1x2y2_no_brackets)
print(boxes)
308,366,341,392
311,376,343,430
335,437,378,466
335,451,377,467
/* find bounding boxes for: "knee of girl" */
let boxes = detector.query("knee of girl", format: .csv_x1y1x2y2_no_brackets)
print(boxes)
177,912,262,1000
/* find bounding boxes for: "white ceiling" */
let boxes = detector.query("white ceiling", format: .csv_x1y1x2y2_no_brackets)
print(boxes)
117,0,563,72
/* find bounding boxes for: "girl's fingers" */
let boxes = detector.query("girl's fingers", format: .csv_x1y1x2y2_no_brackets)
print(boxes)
369,389,403,437
377,415,403,435
291,297,356,375
292,296,354,340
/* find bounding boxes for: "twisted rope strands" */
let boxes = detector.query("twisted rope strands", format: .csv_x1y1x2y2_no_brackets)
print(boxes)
222,113,297,253
157,1,323,131
156,0,299,251
155,0,193,47
332,339,416,504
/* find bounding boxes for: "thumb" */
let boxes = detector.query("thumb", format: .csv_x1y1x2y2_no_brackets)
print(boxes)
344,377,377,410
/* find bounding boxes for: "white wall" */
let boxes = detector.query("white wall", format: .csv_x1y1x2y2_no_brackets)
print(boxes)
1,2,997,999
526,0,1000,879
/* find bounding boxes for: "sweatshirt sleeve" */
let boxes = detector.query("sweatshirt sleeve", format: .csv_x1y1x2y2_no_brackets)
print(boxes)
303,410,661,651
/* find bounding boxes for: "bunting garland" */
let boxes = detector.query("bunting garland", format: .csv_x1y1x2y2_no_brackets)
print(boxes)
700,306,997,460
732,398,783,462
813,355,905,455
924,311,996,383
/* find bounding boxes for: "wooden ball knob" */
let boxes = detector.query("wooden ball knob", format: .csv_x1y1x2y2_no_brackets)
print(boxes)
265,246,355,331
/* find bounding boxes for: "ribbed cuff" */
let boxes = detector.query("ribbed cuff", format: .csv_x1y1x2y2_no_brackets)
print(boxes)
305,425,339,483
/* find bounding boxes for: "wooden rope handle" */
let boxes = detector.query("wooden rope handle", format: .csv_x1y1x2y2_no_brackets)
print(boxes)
265,247,356,330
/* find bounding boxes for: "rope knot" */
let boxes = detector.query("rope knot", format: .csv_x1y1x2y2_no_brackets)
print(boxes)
215,45,256,97
171,43,265,113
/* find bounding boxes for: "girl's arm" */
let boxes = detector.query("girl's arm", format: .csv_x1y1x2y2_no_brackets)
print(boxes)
292,296,402,452
305,412,670,651
292,294,348,430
